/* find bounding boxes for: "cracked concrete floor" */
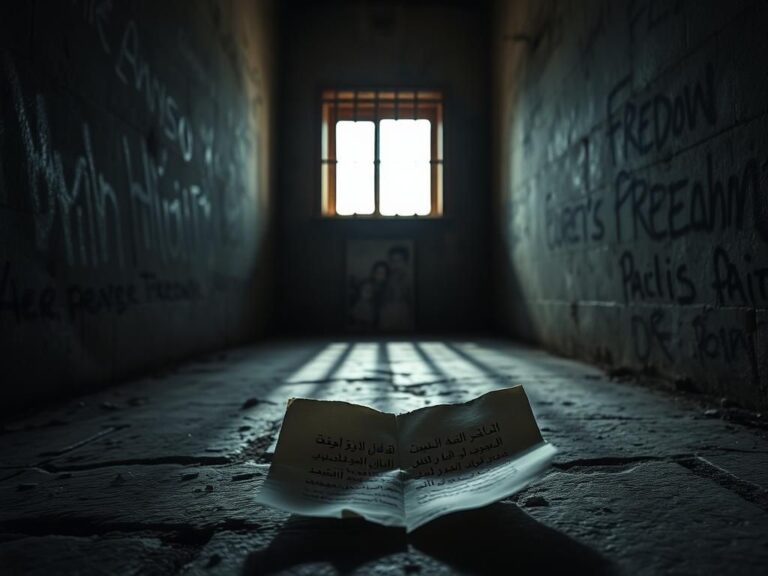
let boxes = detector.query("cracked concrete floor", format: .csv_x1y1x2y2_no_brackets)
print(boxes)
1,339,767,575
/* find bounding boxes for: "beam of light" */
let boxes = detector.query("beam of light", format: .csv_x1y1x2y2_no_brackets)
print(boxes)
386,342,440,386
336,121,375,215
285,343,350,383
332,342,380,382
380,119,431,216
418,342,486,379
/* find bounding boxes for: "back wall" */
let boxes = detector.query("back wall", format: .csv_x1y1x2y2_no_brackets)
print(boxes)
277,0,492,334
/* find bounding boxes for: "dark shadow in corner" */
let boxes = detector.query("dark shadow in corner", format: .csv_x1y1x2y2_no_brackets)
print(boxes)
242,515,407,574
243,503,615,575
411,502,616,575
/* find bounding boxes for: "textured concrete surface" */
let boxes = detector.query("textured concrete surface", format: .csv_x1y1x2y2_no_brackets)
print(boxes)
493,0,768,411
1,338,767,574
0,0,276,414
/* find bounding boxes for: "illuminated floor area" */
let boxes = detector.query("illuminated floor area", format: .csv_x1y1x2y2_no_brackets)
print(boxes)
1,339,767,574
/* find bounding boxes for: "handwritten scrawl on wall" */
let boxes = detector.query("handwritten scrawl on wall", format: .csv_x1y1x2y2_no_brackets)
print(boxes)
499,0,768,407
1,1,267,327
0,0,272,399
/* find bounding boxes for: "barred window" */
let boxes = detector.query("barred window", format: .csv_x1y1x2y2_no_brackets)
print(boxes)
321,90,443,217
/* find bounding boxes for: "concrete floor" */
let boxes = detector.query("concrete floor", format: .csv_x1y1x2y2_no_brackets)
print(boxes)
1,339,767,575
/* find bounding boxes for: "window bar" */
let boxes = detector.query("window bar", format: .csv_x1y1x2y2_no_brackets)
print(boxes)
330,94,338,215
374,92,380,216
431,101,442,215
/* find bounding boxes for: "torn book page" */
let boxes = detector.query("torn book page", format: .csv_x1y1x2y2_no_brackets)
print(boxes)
255,386,555,531
398,386,557,531
253,398,405,527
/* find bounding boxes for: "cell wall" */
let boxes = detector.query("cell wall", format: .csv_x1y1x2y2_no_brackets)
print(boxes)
0,0,277,412
493,0,768,409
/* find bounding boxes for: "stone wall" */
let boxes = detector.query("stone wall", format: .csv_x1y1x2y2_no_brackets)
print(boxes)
0,0,277,412
277,0,492,333
493,0,768,409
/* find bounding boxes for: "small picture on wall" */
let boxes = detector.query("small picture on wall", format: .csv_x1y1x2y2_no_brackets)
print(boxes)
346,239,415,332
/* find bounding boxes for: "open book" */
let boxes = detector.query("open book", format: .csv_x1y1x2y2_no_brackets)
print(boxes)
255,386,556,532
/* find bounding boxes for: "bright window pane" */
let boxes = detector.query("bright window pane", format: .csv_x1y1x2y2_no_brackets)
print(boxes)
380,119,431,216
336,121,375,215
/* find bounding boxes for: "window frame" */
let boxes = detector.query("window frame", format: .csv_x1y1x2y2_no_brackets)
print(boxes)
320,89,444,218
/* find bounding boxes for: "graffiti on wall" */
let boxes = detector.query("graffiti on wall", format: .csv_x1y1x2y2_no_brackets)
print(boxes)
502,1,767,398
0,2,266,331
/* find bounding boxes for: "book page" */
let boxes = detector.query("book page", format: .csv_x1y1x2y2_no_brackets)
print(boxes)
254,398,405,528
256,387,555,531
397,387,556,532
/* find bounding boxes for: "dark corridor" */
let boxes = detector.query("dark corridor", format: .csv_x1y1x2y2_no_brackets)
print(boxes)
1,1,768,574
